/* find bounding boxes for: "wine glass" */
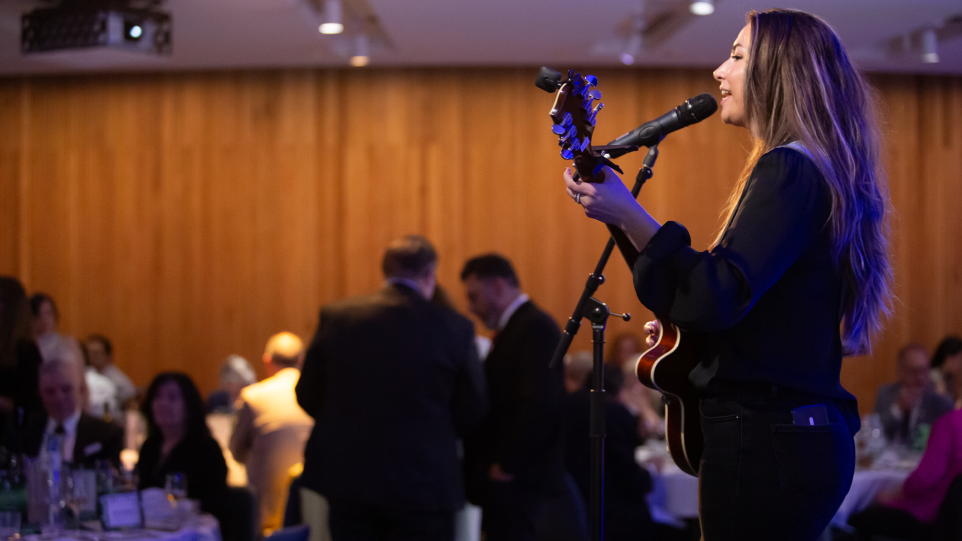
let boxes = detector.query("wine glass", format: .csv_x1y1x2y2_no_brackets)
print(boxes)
164,473,187,501
61,469,93,534
0,510,21,541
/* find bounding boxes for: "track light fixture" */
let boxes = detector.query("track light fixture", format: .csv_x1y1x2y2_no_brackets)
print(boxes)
620,34,642,65
921,28,939,63
689,0,714,16
350,33,369,66
319,0,343,35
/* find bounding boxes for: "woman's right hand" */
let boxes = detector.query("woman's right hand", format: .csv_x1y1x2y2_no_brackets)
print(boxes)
644,319,662,348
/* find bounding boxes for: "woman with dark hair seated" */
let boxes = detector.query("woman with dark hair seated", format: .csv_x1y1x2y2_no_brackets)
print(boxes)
931,335,962,407
849,409,962,540
137,372,228,524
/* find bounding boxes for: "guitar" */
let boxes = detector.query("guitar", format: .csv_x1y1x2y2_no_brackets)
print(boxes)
545,69,707,476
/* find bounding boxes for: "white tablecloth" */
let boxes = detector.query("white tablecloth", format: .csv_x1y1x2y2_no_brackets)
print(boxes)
25,514,221,541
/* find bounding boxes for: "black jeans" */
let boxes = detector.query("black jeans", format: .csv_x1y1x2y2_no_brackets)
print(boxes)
698,389,856,541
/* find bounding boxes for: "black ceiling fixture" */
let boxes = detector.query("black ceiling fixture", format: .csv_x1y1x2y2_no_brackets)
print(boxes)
21,0,172,55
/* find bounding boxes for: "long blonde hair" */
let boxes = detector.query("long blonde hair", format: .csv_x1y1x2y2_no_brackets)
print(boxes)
716,9,892,355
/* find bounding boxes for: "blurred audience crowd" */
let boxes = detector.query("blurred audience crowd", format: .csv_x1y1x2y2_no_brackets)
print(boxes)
3,246,962,541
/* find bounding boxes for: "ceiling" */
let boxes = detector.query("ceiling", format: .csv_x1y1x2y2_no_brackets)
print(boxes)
1,0,961,76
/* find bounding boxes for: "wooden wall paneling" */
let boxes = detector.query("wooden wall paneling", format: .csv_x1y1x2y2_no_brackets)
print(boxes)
0,81,23,276
2,67,961,410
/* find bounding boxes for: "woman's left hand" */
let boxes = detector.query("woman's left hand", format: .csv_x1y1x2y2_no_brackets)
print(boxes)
564,166,640,229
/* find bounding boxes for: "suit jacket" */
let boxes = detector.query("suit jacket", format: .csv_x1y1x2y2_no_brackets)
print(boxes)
295,283,488,512
873,382,954,443
230,367,314,533
564,385,654,541
466,300,564,496
23,411,124,468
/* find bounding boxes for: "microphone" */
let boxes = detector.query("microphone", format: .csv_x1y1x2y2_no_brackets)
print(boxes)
606,94,718,150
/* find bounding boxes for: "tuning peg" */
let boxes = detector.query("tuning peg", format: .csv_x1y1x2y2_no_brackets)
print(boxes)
586,75,598,87
551,124,566,135
588,89,601,100
593,102,604,114
562,112,573,126
561,149,574,160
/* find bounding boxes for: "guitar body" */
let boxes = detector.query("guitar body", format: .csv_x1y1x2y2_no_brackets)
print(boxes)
635,316,709,476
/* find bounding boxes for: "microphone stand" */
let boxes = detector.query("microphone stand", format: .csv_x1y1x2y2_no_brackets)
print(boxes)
550,145,659,541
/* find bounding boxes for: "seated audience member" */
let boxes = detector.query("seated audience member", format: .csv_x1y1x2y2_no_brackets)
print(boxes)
206,355,256,413
874,343,954,445
23,357,123,468
931,335,962,407
563,350,592,394
29,293,84,365
0,277,43,426
230,332,314,535
564,365,655,541
137,372,228,523
84,362,119,420
608,332,663,439
86,334,137,408
849,409,962,540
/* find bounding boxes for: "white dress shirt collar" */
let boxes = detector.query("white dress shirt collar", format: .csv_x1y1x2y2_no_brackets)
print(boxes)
496,294,529,332
45,409,81,462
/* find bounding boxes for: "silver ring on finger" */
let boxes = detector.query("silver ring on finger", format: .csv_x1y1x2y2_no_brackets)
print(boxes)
575,193,582,205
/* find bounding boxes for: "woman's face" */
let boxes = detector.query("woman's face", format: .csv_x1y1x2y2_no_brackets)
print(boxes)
944,352,962,376
32,300,58,337
152,380,186,433
713,24,751,129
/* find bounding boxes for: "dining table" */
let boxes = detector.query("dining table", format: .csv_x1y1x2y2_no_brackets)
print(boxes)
20,513,221,541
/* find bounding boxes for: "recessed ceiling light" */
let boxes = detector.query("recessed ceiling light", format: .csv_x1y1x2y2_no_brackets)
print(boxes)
690,0,714,16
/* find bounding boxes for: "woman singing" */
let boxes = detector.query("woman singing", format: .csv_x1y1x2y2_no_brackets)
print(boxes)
564,9,892,540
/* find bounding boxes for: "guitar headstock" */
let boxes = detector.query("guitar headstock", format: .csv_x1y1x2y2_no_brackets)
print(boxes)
549,70,605,183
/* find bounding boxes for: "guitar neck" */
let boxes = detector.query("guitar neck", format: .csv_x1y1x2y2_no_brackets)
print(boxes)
573,156,641,270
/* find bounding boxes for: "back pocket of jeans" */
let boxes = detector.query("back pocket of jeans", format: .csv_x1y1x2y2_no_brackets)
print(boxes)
771,421,847,502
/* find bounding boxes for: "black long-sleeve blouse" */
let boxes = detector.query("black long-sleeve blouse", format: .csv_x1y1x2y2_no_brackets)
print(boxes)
137,431,229,522
632,146,859,430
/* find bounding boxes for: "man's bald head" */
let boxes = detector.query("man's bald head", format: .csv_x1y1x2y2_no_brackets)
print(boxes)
263,332,304,373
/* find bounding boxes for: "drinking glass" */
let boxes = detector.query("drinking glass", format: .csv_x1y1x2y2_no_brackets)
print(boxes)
0,510,21,541
61,469,94,532
164,473,187,500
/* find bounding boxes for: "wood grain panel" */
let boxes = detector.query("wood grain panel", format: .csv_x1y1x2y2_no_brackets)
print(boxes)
1,68,960,417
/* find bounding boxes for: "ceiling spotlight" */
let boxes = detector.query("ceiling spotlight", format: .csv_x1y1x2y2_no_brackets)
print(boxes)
319,0,343,35
350,33,369,67
921,28,939,63
689,0,714,16
621,34,642,65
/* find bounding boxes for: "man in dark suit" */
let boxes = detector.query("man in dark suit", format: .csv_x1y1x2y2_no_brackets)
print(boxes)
460,254,564,541
296,235,487,541
23,357,123,468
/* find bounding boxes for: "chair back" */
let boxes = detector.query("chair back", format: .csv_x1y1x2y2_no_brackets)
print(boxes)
222,486,258,541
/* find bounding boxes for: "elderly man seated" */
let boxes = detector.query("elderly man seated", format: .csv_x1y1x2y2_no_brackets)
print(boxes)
23,357,124,468
874,343,954,447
